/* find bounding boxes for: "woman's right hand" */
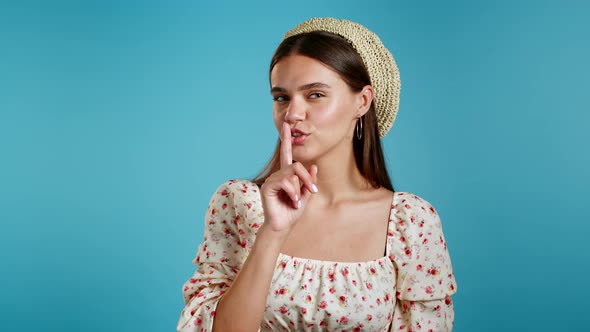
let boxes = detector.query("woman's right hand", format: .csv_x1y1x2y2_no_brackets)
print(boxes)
260,122,318,235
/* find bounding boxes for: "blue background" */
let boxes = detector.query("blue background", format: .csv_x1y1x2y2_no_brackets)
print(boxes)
1,0,588,331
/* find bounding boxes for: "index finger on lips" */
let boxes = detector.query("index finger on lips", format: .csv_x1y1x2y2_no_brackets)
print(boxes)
280,122,292,169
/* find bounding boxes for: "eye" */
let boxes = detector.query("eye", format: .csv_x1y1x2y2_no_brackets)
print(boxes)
309,92,324,99
273,95,289,102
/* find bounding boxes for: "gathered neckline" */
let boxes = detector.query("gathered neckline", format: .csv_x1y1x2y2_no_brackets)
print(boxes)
275,190,402,267
277,251,393,267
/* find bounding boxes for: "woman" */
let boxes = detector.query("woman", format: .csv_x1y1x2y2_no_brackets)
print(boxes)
178,17,457,332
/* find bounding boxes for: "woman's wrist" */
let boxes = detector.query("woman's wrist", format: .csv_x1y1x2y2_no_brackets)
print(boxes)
255,222,290,253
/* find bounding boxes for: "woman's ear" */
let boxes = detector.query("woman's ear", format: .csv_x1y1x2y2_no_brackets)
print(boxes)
356,85,374,117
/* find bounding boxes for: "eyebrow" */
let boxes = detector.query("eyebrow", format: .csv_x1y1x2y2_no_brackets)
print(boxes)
270,82,331,93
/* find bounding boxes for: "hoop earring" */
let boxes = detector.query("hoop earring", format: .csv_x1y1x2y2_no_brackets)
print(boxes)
356,116,363,140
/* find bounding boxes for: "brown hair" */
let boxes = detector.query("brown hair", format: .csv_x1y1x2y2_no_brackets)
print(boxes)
252,31,394,192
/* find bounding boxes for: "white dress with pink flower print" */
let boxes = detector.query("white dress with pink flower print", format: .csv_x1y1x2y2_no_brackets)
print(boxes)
177,179,457,332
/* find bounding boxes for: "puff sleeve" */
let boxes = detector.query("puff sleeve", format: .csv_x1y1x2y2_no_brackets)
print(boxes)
177,180,262,332
388,193,458,331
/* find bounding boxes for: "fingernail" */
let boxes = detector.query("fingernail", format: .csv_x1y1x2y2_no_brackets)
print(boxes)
295,194,299,201
297,200,302,209
311,184,318,193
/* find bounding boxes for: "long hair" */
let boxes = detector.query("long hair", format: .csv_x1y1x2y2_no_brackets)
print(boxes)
252,31,394,192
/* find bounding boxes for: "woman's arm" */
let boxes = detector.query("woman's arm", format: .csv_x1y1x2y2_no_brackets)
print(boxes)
212,224,287,332
391,296,454,331
388,192,458,331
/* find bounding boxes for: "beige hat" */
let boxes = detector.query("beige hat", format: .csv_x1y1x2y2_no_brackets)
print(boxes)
284,17,401,138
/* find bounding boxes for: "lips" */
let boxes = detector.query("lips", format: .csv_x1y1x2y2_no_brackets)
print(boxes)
290,128,309,145
291,128,309,136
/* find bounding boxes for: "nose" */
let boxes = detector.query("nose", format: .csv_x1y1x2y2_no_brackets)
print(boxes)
284,98,306,124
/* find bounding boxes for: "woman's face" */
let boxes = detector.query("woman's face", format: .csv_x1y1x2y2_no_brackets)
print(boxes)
270,54,367,163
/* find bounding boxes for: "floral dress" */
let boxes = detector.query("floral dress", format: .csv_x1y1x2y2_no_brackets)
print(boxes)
177,179,457,331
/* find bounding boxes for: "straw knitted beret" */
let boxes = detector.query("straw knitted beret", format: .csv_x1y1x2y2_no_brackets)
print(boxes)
284,17,401,138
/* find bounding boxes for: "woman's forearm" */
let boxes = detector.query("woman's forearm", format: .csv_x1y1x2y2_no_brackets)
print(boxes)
212,223,287,332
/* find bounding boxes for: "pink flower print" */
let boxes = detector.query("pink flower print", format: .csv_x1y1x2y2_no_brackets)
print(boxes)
341,267,349,277
305,295,312,303
339,316,348,324
339,295,347,305
301,307,307,314
428,267,439,276
425,286,433,294
430,206,436,214
329,287,336,294
220,189,229,197
445,295,453,305
416,264,423,271
328,270,335,282
434,304,441,311
194,317,202,325
251,223,260,228
369,267,376,275
222,203,227,209
366,314,372,321
275,287,287,296
233,215,240,225
279,261,287,269
404,203,411,209
238,229,245,235
319,301,327,309
279,306,288,314
376,298,382,306
352,279,357,287
237,240,247,248
365,282,373,290
404,247,412,256
384,293,391,302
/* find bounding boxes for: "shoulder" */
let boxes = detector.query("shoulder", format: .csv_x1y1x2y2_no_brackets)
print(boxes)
388,191,448,258
390,191,442,230
210,179,261,203
207,179,264,230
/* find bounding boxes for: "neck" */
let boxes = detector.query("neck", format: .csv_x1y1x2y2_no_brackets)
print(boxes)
302,141,370,205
